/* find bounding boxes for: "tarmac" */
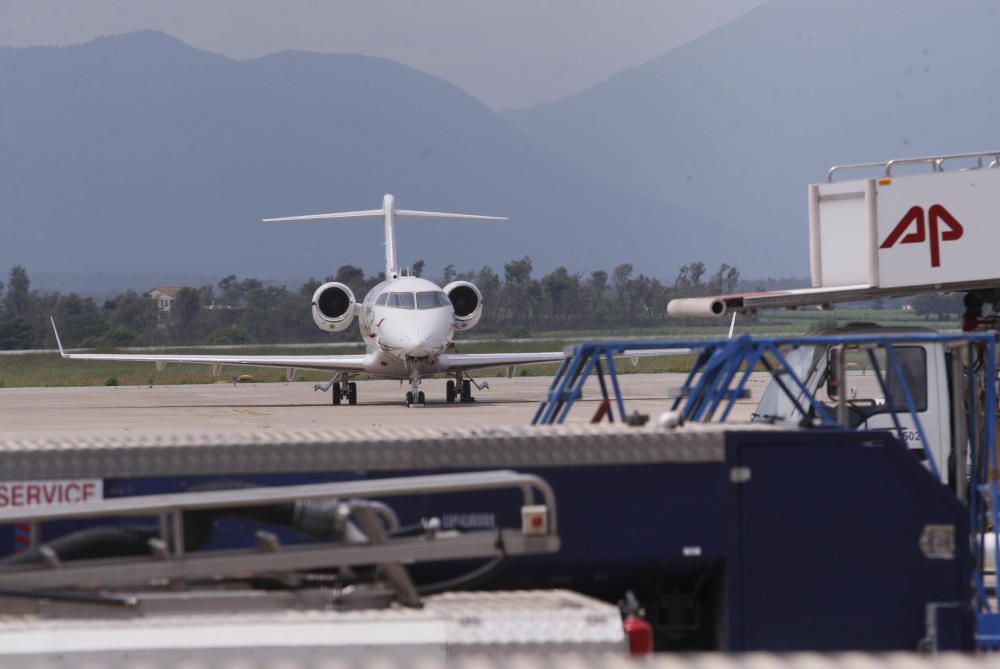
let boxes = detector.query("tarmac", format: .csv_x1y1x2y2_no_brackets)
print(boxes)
0,373,766,440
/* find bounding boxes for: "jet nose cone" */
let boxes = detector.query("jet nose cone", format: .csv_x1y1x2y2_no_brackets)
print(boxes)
406,334,437,357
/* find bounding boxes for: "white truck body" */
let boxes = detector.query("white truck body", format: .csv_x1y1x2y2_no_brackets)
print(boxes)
753,324,955,484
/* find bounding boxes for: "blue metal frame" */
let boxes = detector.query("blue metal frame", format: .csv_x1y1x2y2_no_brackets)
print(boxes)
532,331,1000,645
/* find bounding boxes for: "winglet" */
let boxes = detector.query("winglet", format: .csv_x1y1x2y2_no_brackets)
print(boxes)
50,316,68,358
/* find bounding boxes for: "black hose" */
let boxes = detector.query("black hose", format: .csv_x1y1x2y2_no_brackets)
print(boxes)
0,526,158,565
415,530,509,595
388,522,426,538
2,480,365,565
416,556,509,595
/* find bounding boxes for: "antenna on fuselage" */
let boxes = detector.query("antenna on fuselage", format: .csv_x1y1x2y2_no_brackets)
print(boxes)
263,194,507,279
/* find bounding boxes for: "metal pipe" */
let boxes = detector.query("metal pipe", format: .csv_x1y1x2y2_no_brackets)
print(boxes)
950,343,968,502
834,345,848,428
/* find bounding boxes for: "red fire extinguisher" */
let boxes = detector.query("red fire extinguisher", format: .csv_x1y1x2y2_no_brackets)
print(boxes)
620,591,653,656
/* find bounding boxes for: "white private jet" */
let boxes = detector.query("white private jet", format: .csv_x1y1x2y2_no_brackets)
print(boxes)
52,194,682,407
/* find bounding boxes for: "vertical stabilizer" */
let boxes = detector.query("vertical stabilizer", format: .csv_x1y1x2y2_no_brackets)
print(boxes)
382,194,398,278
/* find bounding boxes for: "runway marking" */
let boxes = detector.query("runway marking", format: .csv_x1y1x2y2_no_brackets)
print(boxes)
233,408,271,416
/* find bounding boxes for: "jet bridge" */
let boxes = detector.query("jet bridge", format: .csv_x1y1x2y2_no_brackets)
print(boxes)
667,149,1000,318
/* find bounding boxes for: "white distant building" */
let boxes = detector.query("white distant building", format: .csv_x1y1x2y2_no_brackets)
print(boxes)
146,286,184,313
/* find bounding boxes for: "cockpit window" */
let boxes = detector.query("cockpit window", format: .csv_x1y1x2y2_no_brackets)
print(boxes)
416,291,451,309
387,292,415,309
375,293,388,306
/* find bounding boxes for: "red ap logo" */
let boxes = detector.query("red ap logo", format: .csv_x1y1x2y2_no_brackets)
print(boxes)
879,204,963,268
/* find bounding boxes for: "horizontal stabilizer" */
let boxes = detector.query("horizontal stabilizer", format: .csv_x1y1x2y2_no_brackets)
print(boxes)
263,209,507,223
395,209,507,221
263,193,507,277
263,209,383,223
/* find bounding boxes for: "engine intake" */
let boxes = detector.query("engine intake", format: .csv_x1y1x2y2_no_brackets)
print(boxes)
443,281,483,331
311,282,357,333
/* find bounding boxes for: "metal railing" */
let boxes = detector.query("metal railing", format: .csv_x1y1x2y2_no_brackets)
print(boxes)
827,149,1000,181
0,470,559,604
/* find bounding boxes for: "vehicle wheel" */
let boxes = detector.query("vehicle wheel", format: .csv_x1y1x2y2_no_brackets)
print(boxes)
461,379,473,403
348,382,358,405
405,391,413,406
332,384,342,406
417,391,425,405
446,380,456,403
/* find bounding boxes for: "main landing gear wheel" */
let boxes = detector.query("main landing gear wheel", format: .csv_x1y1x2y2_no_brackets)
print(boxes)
461,378,474,403
347,382,358,405
332,384,342,406
446,380,456,403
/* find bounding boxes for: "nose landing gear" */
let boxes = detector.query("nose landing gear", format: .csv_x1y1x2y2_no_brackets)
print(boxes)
406,370,425,407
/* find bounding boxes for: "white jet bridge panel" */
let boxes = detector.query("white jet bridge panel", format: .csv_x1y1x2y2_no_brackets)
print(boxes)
810,180,872,287
810,163,1000,291
874,169,1000,289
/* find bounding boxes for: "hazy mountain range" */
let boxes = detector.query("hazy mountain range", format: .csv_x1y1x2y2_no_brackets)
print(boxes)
508,0,1000,275
2,0,999,293
0,31,726,292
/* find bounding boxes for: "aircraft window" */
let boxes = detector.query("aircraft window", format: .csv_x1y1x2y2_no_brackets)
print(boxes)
887,347,928,411
375,293,388,306
416,291,450,309
388,292,415,309
819,345,927,412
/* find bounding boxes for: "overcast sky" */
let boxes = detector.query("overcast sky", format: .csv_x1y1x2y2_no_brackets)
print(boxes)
0,0,766,109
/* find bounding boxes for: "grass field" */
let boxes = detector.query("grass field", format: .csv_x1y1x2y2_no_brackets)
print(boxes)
0,309,943,388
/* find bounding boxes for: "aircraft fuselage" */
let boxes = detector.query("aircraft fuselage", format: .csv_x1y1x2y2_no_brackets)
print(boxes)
357,275,458,378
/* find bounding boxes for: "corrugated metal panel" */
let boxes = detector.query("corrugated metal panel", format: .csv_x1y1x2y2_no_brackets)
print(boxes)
0,590,624,662
0,425,731,479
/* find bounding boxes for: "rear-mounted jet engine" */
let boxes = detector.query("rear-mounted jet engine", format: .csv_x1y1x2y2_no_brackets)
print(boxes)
311,282,357,332
443,281,482,331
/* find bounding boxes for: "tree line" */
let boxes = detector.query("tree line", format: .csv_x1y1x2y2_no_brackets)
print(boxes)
0,260,749,350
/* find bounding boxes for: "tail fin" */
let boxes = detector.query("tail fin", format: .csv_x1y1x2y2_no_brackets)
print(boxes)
264,193,506,279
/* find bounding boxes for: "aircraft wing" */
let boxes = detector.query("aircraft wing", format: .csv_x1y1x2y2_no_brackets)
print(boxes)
437,347,691,372
51,318,370,374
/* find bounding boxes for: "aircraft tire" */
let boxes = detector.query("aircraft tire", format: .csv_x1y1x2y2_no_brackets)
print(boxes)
461,379,473,403
446,380,456,403
332,384,342,406
405,391,413,406
348,382,358,405
417,390,425,405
